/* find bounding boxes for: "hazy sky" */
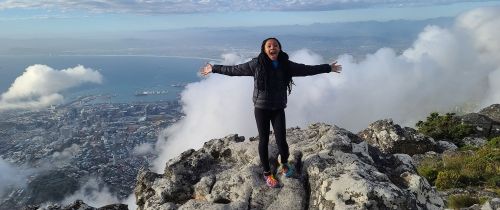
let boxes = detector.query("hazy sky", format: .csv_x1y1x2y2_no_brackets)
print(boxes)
1,0,500,38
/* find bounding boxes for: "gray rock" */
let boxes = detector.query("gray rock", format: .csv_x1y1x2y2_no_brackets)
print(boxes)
462,137,488,148
357,119,438,155
437,141,458,152
98,203,129,210
481,197,500,210
62,200,91,210
460,113,500,138
461,204,482,210
479,104,500,122
23,200,129,210
412,151,441,167
135,123,444,210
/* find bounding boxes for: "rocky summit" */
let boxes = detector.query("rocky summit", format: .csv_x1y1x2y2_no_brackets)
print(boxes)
134,123,445,210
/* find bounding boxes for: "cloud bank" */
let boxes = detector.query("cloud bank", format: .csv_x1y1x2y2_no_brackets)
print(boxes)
152,7,500,172
0,64,102,111
153,53,253,171
0,0,495,14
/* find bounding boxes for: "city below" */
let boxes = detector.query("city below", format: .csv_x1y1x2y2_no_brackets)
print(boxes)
0,96,183,209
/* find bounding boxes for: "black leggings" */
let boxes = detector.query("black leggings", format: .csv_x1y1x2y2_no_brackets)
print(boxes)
254,107,289,173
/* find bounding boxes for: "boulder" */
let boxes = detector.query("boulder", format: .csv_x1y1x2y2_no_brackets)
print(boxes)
357,119,438,155
436,141,458,152
135,123,444,210
411,151,441,167
478,104,500,122
481,197,500,210
459,113,500,138
462,137,488,148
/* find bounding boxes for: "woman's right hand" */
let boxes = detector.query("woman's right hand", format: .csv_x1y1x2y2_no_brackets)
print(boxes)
200,63,213,76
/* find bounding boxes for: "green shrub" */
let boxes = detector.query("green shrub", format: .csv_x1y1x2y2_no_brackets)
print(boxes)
442,146,498,188
487,136,500,148
495,188,500,197
417,157,442,185
486,176,500,189
478,196,489,205
435,170,462,190
447,194,480,209
416,112,473,145
458,144,477,151
472,145,500,188
442,153,465,171
416,131,499,190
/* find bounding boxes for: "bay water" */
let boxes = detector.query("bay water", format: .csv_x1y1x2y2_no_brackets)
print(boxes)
0,55,205,104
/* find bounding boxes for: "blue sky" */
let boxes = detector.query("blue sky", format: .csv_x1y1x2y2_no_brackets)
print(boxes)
1,0,500,38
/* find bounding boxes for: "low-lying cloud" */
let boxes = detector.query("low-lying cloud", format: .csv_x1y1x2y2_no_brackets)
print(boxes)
0,158,29,197
0,64,102,111
61,178,116,207
132,143,154,156
50,144,81,167
152,7,500,172
60,178,136,209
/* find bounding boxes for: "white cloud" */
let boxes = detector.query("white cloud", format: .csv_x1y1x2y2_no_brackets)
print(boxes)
132,143,154,156
60,178,137,210
50,144,81,167
52,144,80,160
0,158,29,197
0,0,496,14
152,7,500,172
61,178,119,207
0,64,102,111
153,53,253,171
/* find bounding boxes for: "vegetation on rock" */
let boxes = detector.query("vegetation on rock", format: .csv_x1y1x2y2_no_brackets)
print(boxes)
447,194,481,209
416,112,473,145
417,137,499,191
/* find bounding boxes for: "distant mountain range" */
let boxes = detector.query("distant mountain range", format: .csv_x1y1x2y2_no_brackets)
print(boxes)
0,18,453,59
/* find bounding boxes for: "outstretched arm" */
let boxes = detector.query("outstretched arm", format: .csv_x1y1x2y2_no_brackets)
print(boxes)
200,60,255,77
290,61,342,77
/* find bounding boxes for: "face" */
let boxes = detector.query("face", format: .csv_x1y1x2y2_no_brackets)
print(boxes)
264,39,280,61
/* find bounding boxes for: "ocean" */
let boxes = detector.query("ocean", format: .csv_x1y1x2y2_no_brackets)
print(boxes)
0,55,206,103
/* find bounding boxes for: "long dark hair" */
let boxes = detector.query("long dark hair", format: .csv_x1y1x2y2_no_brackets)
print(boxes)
257,37,294,94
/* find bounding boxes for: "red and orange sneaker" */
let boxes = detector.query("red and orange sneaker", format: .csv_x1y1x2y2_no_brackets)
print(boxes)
278,163,295,177
264,174,279,188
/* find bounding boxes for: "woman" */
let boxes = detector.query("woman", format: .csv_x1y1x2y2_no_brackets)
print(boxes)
200,37,342,188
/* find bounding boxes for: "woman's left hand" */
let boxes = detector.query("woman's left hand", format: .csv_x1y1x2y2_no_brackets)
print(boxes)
331,61,342,73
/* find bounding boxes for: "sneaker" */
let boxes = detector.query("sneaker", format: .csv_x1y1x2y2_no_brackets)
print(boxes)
278,163,295,177
264,174,279,188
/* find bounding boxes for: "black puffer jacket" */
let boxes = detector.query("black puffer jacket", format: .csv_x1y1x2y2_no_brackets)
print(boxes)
212,57,331,110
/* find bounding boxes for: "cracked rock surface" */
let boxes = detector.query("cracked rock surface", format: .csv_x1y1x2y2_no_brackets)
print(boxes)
134,123,444,210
